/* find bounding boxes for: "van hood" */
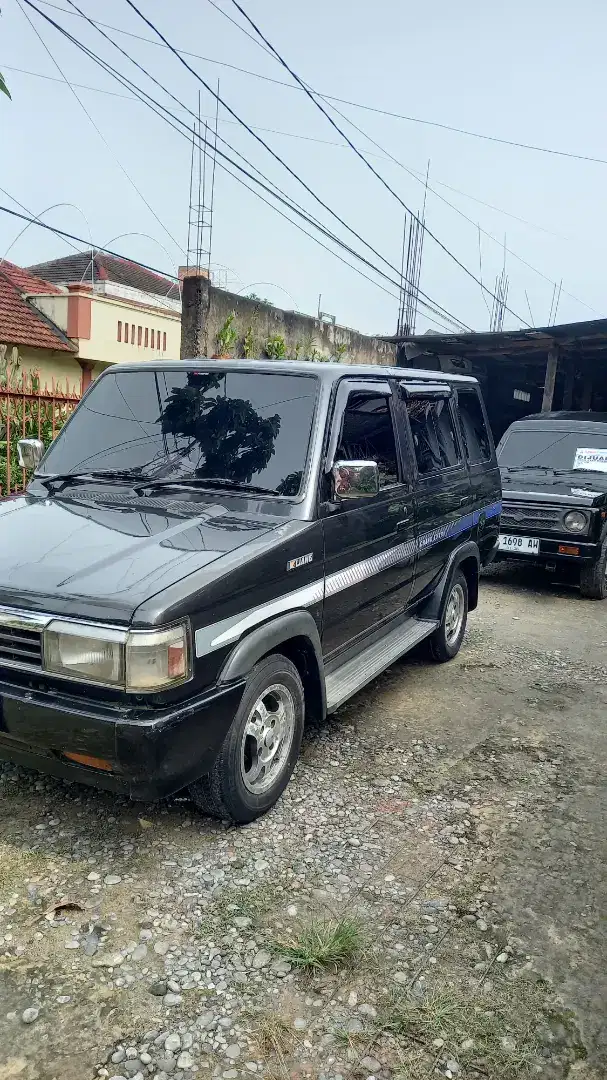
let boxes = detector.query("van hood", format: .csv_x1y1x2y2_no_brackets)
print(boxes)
500,466,607,508
0,490,284,623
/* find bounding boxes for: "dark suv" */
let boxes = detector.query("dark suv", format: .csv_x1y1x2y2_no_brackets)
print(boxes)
497,412,607,598
0,361,500,821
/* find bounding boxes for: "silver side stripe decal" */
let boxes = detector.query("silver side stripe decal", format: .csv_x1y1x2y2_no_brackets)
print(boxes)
197,540,417,656
200,580,324,654
195,503,501,657
325,539,416,598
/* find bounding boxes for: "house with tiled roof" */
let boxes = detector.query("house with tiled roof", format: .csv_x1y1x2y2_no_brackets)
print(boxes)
25,250,181,388
0,251,182,392
28,250,181,307
0,262,81,391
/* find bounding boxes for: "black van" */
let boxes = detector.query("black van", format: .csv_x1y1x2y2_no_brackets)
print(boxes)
0,361,501,821
497,411,607,599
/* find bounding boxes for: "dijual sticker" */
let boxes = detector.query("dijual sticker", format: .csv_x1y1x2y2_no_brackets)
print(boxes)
573,447,607,473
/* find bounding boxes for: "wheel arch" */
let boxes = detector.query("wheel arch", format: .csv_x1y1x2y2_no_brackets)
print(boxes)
421,540,480,621
217,611,326,723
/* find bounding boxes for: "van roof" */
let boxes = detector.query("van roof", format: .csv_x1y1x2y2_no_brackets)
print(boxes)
104,358,478,385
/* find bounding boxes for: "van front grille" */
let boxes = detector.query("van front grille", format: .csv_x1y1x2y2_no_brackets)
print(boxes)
0,624,43,669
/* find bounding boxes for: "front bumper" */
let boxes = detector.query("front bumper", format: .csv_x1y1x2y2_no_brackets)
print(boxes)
496,536,602,565
0,674,245,800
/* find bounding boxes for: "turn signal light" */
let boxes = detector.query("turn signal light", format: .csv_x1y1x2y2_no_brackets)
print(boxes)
63,752,113,772
558,544,580,556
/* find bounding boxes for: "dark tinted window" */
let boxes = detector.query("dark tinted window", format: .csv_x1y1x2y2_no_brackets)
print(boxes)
498,426,607,472
40,369,319,496
337,392,399,488
406,395,460,475
458,389,492,464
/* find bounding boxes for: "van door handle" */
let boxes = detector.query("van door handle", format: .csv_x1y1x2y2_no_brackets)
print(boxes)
396,516,410,531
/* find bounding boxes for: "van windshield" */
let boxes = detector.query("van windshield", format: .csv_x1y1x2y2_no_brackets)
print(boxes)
38,368,319,497
499,426,607,474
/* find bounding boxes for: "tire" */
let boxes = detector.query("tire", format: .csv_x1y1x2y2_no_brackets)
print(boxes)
188,653,304,823
428,569,469,662
580,539,607,600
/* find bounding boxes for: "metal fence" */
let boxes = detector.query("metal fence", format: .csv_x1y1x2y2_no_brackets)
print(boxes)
0,366,81,496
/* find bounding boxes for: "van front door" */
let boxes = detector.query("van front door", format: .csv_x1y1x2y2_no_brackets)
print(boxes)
321,381,416,659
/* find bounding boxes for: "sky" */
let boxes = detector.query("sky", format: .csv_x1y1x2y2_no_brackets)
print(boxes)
1,0,606,339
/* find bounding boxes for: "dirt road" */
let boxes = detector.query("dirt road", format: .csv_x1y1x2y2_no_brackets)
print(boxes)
0,566,605,1080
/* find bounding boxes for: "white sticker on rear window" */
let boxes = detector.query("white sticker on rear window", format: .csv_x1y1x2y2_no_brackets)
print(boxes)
573,447,607,473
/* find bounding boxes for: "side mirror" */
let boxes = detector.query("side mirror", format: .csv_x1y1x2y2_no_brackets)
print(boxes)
17,438,45,470
332,460,379,500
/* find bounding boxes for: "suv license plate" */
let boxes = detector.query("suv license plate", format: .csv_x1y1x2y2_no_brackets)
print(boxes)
498,534,540,554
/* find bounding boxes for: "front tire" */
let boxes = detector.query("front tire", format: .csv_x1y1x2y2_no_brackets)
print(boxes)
188,654,304,823
580,539,607,600
429,570,468,662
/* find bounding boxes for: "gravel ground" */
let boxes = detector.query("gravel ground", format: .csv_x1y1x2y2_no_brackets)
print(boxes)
0,564,605,1080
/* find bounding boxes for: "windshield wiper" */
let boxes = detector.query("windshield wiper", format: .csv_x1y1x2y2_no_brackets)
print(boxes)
34,469,146,489
139,476,279,496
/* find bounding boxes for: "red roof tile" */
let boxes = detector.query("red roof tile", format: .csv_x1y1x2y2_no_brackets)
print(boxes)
0,261,75,353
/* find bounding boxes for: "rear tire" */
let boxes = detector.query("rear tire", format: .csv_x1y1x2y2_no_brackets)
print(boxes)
188,653,304,823
580,539,607,600
428,570,468,662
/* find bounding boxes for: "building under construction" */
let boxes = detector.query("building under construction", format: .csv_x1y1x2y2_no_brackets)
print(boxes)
389,318,607,441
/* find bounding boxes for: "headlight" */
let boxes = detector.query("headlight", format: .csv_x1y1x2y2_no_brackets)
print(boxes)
563,510,588,533
43,620,191,691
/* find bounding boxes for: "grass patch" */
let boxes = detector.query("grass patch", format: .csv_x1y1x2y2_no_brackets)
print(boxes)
198,882,283,937
254,1012,295,1058
274,917,363,972
379,983,546,1079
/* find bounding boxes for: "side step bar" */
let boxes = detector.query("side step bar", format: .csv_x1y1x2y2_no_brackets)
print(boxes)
325,617,438,713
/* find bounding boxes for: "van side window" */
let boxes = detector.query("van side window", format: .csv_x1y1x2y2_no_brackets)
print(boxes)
337,392,399,488
457,389,492,464
406,395,460,475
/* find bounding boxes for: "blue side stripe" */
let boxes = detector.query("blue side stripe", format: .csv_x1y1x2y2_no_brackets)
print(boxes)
417,499,501,552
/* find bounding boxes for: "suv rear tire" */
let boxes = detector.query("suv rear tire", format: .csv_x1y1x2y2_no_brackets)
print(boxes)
188,653,305,823
429,570,468,662
580,538,607,600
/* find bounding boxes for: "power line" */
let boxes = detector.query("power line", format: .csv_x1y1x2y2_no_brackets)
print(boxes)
310,79,598,318
0,202,452,335
16,7,464,330
223,0,530,328
0,204,181,278
15,0,183,259
0,59,579,250
34,0,468,330
118,0,438,306
34,0,607,169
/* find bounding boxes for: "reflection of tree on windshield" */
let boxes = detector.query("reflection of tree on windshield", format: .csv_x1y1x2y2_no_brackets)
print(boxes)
159,372,281,485
276,471,303,496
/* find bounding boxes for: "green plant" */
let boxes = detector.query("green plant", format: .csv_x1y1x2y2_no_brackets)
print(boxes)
0,72,10,100
215,311,238,356
273,917,363,971
291,342,303,361
333,343,348,361
243,325,256,359
265,334,286,360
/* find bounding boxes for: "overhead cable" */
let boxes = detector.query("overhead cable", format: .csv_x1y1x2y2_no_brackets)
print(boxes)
35,0,607,168
24,0,469,330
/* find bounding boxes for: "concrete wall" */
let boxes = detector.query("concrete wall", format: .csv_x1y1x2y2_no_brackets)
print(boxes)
181,275,396,365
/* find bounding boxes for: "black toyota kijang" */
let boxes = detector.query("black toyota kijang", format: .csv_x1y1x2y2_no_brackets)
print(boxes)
0,361,501,821
497,411,607,599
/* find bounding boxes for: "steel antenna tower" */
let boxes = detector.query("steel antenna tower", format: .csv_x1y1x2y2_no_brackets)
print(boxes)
186,84,220,274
